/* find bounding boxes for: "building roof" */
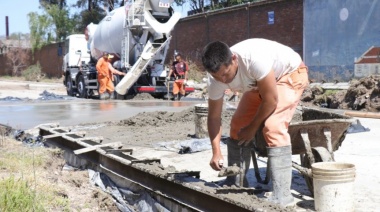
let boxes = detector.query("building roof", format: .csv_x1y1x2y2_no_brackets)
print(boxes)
355,46,380,64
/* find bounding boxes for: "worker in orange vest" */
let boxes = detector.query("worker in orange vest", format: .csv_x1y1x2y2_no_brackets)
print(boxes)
96,52,126,100
167,53,189,101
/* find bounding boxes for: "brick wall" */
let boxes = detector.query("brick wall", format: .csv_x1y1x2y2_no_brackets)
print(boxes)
169,0,303,67
0,54,12,75
0,42,64,78
33,42,64,78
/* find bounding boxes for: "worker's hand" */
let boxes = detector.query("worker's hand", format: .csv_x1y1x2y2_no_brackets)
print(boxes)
210,154,224,171
237,124,256,146
166,76,170,81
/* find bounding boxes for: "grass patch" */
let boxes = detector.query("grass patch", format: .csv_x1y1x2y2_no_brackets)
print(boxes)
324,89,339,96
0,75,62,83
0,175,70,212
22,63,43,82
0,76,25,81
0,150,45,172
0,176,44,211
0,139,69,211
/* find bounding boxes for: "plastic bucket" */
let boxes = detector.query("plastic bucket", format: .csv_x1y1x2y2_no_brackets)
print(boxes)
194,104,208,138
312,162,356,212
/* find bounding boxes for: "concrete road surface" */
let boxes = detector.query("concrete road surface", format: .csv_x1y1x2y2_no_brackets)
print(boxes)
0,99,203,129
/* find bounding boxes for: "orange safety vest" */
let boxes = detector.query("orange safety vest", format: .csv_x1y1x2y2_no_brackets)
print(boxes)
96,57,112,79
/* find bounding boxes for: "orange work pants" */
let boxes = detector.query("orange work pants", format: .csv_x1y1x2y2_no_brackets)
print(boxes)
173,79,186,95
98,75,114,94
230,63,309,147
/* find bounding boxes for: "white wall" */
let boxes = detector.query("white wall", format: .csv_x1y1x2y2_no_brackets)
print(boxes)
354,63,380,78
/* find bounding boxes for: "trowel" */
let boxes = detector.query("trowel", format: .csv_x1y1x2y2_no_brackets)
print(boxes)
218,148,245,177
217,148,245,186
217,163,240,177
216,148,261,194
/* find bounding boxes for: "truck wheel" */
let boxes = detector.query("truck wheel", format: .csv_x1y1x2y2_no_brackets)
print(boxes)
77,75,88,98
66,77,75,97
125,87,137,100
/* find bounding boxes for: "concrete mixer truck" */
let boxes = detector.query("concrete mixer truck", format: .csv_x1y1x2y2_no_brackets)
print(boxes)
62,0,194,99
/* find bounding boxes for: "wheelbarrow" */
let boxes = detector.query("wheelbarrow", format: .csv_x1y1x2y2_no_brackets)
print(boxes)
251,107,355,194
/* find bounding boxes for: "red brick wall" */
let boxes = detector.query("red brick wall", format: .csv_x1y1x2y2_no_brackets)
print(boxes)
33,42,64,78
0,54,12,75
169,0,303,66
0,42,64,78
170,16,208,65
208,8,250,45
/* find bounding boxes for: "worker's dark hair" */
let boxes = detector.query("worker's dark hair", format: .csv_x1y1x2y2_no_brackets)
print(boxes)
201,41,232,73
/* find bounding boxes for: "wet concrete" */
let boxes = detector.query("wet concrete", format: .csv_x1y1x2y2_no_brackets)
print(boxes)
0,99,204,129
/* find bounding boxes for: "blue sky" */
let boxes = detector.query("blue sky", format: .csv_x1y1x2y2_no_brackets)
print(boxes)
0,0,41,35
0,0,189,36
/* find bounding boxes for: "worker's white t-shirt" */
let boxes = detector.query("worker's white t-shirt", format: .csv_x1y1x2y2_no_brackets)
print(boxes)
207,38,302,100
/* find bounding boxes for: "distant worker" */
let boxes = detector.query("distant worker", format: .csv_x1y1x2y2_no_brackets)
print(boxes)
201,39,309,207
96,52,126,100
167,53,189,101
224,89,240,102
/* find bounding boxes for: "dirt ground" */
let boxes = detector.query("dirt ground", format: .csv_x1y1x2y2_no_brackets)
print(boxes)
1,76,379,211
0,134,119,211
301,75,380,112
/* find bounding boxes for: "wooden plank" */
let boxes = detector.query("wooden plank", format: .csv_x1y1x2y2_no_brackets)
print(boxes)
105,148,133,154
344,111,380,119
74,142,122,155
131,159,161,164
42,131,86,139
63,135,103,143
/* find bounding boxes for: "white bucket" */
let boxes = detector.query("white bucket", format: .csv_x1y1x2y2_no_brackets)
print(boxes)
194,104,208,138
312,162,356,212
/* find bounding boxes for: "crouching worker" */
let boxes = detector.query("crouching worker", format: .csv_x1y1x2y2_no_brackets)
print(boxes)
96,52,126,100
167,53,189,101
201,39,308,207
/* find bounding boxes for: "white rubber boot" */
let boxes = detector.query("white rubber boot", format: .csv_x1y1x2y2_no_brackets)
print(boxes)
99,93,107,100
221,138,251,187
109,92,115,99
266,145,295,207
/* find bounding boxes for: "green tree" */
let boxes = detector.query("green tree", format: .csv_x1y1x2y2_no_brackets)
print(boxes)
39,0,66,9
72,0,122,32
73,7,105,32
44,4,76,41
27,12,53,52
74,0,123,12
175,0,267,14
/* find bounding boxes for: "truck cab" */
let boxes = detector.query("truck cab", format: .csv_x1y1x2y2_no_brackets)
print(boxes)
63,34,91,72
63,34,92,96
